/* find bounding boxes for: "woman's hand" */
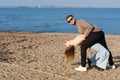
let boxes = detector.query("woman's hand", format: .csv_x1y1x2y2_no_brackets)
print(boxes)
65,41,71,48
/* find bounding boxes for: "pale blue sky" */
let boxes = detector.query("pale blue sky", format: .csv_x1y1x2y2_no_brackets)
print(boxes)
0,0,120,8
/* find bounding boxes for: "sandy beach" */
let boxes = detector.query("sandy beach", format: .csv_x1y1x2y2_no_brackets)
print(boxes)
0,32,120,80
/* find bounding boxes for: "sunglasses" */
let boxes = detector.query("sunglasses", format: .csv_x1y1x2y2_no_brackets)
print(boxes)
68,18,74,23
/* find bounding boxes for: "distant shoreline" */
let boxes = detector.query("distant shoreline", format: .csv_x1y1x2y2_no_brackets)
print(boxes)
0,6,120,8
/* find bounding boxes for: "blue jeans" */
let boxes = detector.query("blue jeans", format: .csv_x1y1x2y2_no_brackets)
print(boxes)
90,43,109,69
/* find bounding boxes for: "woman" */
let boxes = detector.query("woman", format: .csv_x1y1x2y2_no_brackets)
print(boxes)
65,35,115,72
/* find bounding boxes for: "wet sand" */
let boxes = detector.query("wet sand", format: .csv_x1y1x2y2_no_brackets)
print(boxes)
0,32,120,80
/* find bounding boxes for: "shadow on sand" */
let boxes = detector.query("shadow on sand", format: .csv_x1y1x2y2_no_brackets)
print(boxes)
113,55,120,68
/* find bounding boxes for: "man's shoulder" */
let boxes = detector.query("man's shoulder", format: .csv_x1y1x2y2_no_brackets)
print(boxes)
77,19,88,24
79,19,86,21
78,19,87,23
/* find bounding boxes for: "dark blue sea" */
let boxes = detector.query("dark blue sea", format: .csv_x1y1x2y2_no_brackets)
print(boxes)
0,8,120,34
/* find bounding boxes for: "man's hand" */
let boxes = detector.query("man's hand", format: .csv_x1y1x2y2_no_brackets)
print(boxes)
81,35,86,41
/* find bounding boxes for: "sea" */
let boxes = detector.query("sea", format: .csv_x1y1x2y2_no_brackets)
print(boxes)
0,8,120,34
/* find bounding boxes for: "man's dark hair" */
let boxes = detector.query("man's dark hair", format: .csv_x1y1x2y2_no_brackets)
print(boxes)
66,15,74,20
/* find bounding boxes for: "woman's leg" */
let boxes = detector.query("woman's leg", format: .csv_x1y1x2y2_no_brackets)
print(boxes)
90,43,109,69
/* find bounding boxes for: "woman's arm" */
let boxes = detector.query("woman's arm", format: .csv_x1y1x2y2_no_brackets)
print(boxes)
65,35,85,47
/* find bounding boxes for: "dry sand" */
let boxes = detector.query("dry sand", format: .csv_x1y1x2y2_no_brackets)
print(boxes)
0,32,120,80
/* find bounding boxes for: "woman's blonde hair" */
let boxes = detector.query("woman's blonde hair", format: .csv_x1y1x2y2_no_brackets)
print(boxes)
65,45,75,63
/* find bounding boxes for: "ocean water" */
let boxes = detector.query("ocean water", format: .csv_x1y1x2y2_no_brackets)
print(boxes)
0,8,120,34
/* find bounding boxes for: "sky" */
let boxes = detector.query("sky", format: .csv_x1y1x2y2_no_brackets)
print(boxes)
0,0,120,8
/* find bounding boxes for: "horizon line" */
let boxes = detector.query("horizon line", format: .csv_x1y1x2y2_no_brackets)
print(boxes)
0,5,120,8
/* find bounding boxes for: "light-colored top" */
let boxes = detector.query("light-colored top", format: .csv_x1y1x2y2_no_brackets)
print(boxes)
68,35,85,46
75,20,101,37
